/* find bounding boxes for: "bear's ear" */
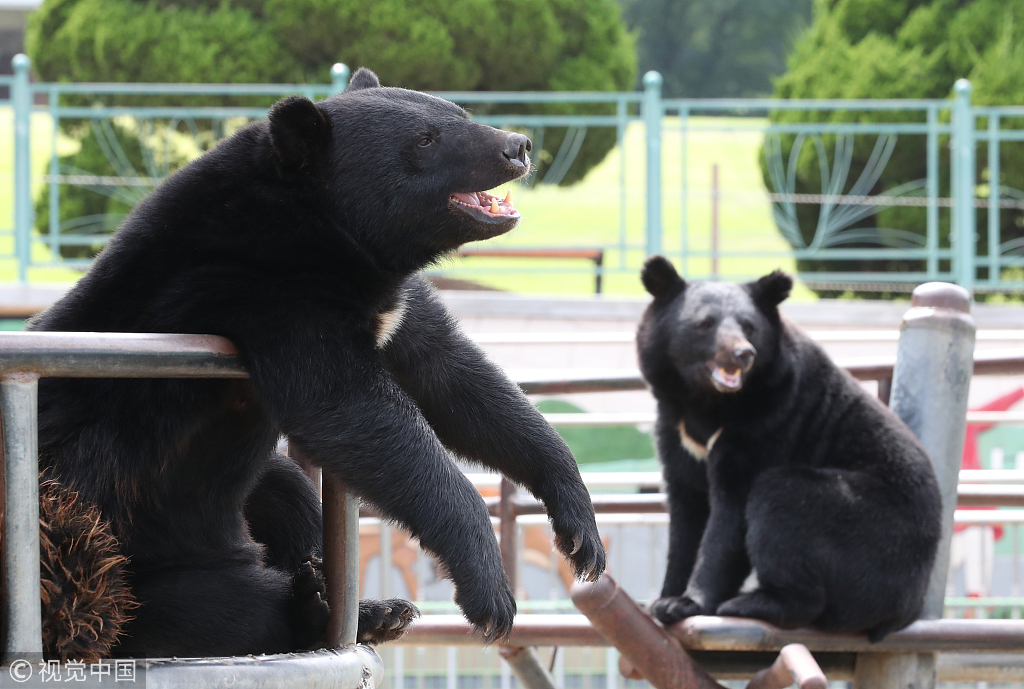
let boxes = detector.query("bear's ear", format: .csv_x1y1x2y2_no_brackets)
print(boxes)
747,270,793,309
641,255,686,300
268,96,332,169
348,67,381,91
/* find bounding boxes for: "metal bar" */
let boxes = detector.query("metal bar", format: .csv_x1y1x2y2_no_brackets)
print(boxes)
323,473,360,647
927,106,939,278
660,98,950,110
570,575,726,689
330,63,350,96
988,113,1000,285
680,105,689,274
142,646,384,688
547,410,1024,426
12,55,31,283
499,478,517,592
617,99,627,271
673,616,1024,653
953,80,976,294
498,645,558,689
643,71,663,257
0,332,245,378
2,371,40,661
747,644,827,689
710,164,719,278
48,95,60,259
478,489,1024,518
400,614,1024,653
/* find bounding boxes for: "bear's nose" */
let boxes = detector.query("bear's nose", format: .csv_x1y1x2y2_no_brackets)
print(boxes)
503,133,532,168
733,344,756,369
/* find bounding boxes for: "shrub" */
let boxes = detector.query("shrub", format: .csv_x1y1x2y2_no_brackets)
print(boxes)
27,0,636,258
764,0,1024,297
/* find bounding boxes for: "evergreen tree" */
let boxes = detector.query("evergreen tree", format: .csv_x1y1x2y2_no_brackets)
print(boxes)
767,0,1024,297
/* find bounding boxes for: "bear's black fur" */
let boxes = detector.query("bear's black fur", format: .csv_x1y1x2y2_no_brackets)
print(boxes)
636,256,941,640
28,68,605,657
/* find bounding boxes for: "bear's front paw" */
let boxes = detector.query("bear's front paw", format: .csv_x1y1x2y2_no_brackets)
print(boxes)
455,582,517,644
551,510,606,582
292,557,331,649
357,598,420,644
649,595,705,625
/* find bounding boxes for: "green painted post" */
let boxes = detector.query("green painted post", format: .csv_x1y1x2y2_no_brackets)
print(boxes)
330,63,350,96
988,113,1000,286
643,71,662,258
12,54,31,283
953,79,975,296
926,106,939,279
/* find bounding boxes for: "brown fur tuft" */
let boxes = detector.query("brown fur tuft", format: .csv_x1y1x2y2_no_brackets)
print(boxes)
36,479,137,662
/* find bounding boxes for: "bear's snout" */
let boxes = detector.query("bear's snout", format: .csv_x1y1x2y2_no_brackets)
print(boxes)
503,133,532,168
706,325,756,393
732,344,756,370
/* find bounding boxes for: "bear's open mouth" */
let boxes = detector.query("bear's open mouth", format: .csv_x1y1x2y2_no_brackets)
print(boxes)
710,366,743,392
449,190,520,223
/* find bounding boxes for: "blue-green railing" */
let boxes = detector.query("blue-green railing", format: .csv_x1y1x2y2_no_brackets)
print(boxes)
6,54,1019,295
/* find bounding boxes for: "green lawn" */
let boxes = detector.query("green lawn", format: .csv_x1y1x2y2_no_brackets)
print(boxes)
439,116,815,299
0,108,811,297
0,108,83,283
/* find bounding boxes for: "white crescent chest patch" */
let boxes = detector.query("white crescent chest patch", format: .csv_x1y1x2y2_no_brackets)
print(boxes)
375,293,409,349
678,420,723,461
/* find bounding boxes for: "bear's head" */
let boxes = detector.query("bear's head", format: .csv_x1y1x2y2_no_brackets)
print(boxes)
266,68,532,268
637,256,792,397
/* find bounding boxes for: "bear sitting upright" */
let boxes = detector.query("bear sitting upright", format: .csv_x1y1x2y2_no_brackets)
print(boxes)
28,68,605,657
636,256,941,640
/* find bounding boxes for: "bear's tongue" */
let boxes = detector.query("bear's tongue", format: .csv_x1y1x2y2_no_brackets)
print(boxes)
450,189,517,216
711,367,742,391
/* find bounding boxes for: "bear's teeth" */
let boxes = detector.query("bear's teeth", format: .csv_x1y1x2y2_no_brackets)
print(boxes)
490,200,500,214
504,189,512,204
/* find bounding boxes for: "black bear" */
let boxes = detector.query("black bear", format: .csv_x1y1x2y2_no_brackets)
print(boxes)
27,68,605,657
636,256,941,640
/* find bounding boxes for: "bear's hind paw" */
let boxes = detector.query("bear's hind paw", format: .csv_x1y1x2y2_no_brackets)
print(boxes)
292,557,331,648
357,598,420,645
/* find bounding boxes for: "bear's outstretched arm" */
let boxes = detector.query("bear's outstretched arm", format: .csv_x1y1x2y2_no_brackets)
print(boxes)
380,276,605,582
235,314,517,641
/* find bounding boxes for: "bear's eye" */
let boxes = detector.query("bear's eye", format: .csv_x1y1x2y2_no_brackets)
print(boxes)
698,316,716,329
740,321,755,336
417,136,433,148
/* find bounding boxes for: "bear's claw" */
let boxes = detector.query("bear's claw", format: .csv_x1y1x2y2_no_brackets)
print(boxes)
292,557,332,649
357,599,420,645
649,595,705,625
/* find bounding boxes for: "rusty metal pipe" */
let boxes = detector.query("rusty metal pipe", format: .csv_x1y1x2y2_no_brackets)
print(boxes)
571,575,725,689
498,645,558,689
747,644,827,689
322,473,359,647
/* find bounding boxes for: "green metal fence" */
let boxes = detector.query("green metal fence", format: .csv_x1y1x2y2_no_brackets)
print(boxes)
5,54,1020,295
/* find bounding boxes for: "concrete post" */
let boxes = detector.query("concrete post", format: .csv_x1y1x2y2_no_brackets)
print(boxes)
854,282,976,688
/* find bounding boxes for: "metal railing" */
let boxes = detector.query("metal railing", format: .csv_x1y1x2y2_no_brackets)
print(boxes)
5,55,1024,293
0,332,377,687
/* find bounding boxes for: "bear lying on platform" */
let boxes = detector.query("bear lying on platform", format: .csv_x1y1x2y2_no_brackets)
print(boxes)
636,257,941,640
28,68,605,657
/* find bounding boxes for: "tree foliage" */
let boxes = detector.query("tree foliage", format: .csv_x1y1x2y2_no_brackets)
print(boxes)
27,0,636,257
619,0,812,98
766,0,1024,297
